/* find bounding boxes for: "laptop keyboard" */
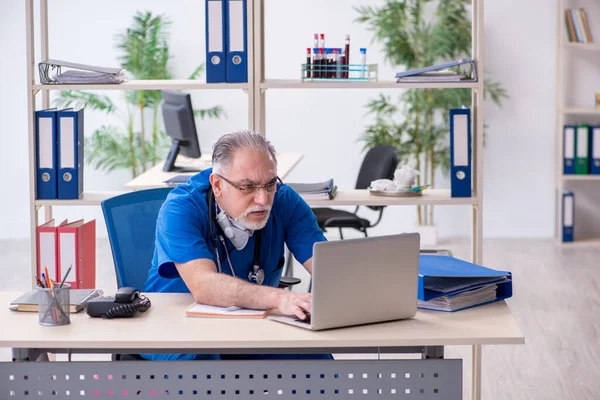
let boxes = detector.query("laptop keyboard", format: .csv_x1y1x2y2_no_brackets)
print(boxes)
295,312,311,324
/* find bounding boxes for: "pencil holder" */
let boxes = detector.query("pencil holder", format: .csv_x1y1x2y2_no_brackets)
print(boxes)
301,63,378,82
38,283,71,326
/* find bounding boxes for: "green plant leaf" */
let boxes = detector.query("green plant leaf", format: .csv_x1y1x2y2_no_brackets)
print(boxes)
53,90,117,114
194,106,225,120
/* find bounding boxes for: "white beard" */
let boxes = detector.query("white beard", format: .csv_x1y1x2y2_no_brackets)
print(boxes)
234,205,271,231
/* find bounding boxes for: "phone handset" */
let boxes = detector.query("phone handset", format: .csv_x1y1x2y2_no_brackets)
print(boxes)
86,287,152,319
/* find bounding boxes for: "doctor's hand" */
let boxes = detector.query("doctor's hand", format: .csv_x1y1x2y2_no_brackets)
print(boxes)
277,291,311,320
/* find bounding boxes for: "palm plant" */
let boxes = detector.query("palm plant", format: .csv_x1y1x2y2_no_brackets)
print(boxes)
355,0,508,226
54,11,223,178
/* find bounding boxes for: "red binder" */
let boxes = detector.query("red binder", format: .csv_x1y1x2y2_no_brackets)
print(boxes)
36,219,68,282
56,219,96,289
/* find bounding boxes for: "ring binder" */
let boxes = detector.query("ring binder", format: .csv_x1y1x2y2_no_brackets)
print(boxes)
38,59,126,85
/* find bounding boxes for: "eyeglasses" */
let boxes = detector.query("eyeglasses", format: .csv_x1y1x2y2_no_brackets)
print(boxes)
217,174,282,195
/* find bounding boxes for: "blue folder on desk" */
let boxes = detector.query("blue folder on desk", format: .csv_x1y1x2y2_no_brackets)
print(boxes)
418,255,513,312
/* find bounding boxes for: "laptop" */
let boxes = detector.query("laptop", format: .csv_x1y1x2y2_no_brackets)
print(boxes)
267,232,420,330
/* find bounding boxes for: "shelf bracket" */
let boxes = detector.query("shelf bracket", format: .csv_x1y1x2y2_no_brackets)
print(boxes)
33,89,40,96
261,88,266,94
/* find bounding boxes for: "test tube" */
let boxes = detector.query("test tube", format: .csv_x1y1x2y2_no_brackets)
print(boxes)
306,47,312,78
333,48,339,79
320,33,325,49
313,33,319,49
336,48,342,78
318,48,325,78
360,48,367,78
344,34,350,78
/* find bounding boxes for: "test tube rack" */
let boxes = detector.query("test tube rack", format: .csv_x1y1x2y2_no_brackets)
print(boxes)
300,63,378,82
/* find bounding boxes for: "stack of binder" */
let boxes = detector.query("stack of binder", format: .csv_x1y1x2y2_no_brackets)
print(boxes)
285,178,337,200
37,219,96,289
206,0,248,83
563,125,600,175
417,255,513,312
35,107,84,200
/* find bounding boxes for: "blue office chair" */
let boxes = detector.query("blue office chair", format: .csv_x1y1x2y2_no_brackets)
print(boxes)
101,188,173,362
102,187,174,290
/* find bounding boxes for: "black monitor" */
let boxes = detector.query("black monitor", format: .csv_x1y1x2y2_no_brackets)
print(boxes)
161,91,202,172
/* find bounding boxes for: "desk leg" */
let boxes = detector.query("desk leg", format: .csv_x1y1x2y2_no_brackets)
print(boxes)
471,344,482,400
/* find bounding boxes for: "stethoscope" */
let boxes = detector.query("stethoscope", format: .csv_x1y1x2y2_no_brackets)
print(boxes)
207,188,265,285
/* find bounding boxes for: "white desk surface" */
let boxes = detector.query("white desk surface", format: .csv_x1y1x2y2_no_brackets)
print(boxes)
124,153,304,190
0,292,524,350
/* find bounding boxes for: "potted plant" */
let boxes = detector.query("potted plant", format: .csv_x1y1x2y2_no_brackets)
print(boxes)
54,11,223,178
355,0,508,245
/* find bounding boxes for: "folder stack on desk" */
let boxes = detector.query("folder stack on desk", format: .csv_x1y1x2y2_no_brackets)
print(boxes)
417,255,513,312
286,178,337,200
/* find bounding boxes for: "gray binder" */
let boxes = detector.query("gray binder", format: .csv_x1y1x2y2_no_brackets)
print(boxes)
38,59,126,84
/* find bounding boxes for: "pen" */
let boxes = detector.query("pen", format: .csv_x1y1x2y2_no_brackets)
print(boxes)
35,276,44,288
410,185,430,191
41,273,47,288
59,265,72,288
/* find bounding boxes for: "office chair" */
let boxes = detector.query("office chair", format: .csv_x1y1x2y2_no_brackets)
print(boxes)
311,145,399,239
102,187,173,361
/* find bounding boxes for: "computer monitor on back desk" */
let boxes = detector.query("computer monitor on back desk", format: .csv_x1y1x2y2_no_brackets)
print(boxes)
161,91,203,173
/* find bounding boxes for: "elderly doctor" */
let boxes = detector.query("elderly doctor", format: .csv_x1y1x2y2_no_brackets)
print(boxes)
142,130,330,361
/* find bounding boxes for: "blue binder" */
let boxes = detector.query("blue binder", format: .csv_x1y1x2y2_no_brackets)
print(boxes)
226,0,248,83
206,0,227,83
57,108,84,200
564,125,576,174
562,191,574,242
35,108,59,199
449,108,471,197
418,255,513,312
590,126,600,174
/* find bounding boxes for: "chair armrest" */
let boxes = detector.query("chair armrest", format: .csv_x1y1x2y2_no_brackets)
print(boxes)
322,215,363,227
278,276,301,288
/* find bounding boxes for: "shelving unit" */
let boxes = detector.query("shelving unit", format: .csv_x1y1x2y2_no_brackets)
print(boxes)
23,1,485,397
253,0,485,268
25,2,484,280
555,1,600,246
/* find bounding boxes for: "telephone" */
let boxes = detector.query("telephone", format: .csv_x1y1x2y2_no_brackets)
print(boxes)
87,287,151,319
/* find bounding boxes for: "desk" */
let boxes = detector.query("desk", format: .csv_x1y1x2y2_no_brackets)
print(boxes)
125,153,304,190
1,292,523,399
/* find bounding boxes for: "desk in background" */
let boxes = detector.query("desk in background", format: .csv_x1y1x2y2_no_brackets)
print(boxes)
1,292,524,400
125,153,304,191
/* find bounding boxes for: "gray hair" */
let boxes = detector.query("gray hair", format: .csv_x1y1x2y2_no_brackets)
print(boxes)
212,130,277,173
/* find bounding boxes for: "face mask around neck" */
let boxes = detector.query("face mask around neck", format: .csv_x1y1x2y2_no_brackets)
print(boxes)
215,207,253,250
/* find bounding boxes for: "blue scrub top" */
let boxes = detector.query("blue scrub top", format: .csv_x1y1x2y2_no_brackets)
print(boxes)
144,168,326,292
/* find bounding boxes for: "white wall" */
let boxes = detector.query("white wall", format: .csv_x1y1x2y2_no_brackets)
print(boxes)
0,0,557,241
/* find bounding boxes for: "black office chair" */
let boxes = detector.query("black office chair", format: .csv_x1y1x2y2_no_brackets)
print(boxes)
311,145,399,239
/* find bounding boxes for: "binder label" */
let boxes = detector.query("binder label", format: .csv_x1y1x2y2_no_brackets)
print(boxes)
208,1,224,53
564,195,574,227
60,117,75,168
565,127,575,159
453,114,468,166
229,1,245,52
38,117,54,168
577,127,589,157
594,128,600,158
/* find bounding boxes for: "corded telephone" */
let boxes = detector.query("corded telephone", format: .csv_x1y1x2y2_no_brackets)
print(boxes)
87,287,151,319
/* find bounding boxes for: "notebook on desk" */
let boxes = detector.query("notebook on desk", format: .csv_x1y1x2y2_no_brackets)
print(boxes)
10,288,104,313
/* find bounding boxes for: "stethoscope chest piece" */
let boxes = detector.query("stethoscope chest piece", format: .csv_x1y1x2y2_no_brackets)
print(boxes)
248,265,265,285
